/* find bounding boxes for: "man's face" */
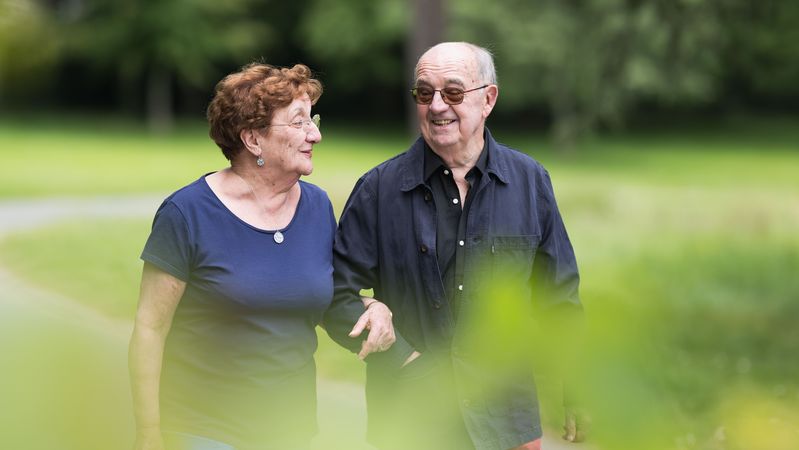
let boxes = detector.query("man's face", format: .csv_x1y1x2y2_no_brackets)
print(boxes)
414,44,497,155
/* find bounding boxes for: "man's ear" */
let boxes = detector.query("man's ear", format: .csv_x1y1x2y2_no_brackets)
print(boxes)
483,84,499,118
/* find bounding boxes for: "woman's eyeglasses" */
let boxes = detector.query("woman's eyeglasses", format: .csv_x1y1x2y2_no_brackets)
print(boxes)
410,85,488,105
268,114,321,131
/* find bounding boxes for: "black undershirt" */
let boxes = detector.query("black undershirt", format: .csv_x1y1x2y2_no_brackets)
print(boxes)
423,141,488,320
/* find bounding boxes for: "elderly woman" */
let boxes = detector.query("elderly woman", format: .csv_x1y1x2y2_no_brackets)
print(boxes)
130,63,394,450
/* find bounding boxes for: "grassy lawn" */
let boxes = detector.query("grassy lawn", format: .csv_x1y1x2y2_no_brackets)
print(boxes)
1,115,798,449
0,116,408,214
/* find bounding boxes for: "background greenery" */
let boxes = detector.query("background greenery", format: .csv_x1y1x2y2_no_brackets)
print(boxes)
2,0,799,146
2,0,798,448
1,116,798,449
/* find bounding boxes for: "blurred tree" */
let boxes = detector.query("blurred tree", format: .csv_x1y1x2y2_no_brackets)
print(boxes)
0,0,61,106
404,0,446,133
299,0,408,119
4,0,796,136
300,0,407,88
722,0,799,108
301,0,455,130
64,0,268,132
449,0,727,150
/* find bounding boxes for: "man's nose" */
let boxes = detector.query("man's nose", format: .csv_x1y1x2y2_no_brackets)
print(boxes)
429,91,450,112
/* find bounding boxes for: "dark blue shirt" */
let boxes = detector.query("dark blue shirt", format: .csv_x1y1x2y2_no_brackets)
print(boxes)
141,175,335,449
324,129,581,450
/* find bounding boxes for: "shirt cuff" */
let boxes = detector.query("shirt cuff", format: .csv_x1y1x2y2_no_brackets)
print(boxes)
363,330,415,370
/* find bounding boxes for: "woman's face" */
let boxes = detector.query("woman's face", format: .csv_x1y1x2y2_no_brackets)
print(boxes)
260,93,321,177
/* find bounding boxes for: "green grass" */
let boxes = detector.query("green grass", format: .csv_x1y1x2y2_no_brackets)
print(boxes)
0,218,151,319
3,115,798,200
2,115,799,449
0,117,407,214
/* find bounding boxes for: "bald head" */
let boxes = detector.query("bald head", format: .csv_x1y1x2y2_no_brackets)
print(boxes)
412,41,499,160
414,42,497,86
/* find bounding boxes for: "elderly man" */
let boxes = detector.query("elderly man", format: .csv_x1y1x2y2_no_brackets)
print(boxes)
324,42,583,450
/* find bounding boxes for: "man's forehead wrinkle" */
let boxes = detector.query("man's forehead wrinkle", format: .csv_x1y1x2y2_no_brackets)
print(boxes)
416,77,467,87
416,63,475,86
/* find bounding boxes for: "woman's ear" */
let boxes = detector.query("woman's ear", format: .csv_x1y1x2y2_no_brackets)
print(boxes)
239,129,261,156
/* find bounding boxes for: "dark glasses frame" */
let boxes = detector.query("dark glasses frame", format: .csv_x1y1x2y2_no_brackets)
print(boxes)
410,85,489,105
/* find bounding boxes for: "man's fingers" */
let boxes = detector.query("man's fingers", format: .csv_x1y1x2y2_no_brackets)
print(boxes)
364,328,387,351
348,313,370,337
357,340,376,360
351,302,397,359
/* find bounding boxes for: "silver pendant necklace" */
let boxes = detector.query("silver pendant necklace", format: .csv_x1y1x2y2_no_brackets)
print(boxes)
232,169,286,244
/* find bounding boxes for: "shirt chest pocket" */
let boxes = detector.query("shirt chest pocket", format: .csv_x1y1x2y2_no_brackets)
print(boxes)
490,235,539,281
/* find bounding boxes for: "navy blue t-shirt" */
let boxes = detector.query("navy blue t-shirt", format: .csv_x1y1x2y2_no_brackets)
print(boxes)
141,175,335,449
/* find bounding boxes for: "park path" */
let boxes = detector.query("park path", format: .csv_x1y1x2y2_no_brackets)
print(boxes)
0,196,578,450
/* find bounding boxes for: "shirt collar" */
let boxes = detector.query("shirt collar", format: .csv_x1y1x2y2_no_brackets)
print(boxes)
400,128,507,192
422,136,489,182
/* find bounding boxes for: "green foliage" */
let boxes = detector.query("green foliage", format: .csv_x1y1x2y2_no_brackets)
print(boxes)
300,0,408,88
0,0,61,95
575,234,799,450
724,0,799,101
449,0,727,147
1,304,134,449
65,0,267,88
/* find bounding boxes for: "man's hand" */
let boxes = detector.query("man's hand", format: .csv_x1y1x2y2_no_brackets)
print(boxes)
562,407,590,443
349,300,396,360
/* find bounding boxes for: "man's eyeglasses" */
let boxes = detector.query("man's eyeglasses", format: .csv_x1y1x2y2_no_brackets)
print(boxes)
410,85,489,105
268,114,321,131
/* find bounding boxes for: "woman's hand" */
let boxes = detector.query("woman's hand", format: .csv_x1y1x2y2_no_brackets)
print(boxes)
130,263,184,450
401,350,422,368
133,426,164,450
349,297,396,360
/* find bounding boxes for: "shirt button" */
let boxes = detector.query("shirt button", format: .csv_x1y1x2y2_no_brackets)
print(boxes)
424,192,431,202
420,244,428,253
443,169,450,175
433,302,441,309
452,198,459,205
458,240,465,247
458,284,464,291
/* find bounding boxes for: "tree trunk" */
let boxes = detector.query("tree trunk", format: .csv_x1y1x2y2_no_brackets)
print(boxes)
146,65,173,134
549,70,580,153
404,0,446,136
117,67,139,117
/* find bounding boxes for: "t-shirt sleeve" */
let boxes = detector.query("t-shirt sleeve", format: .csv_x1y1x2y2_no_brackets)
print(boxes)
327,195,337,237
141,201,193,281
